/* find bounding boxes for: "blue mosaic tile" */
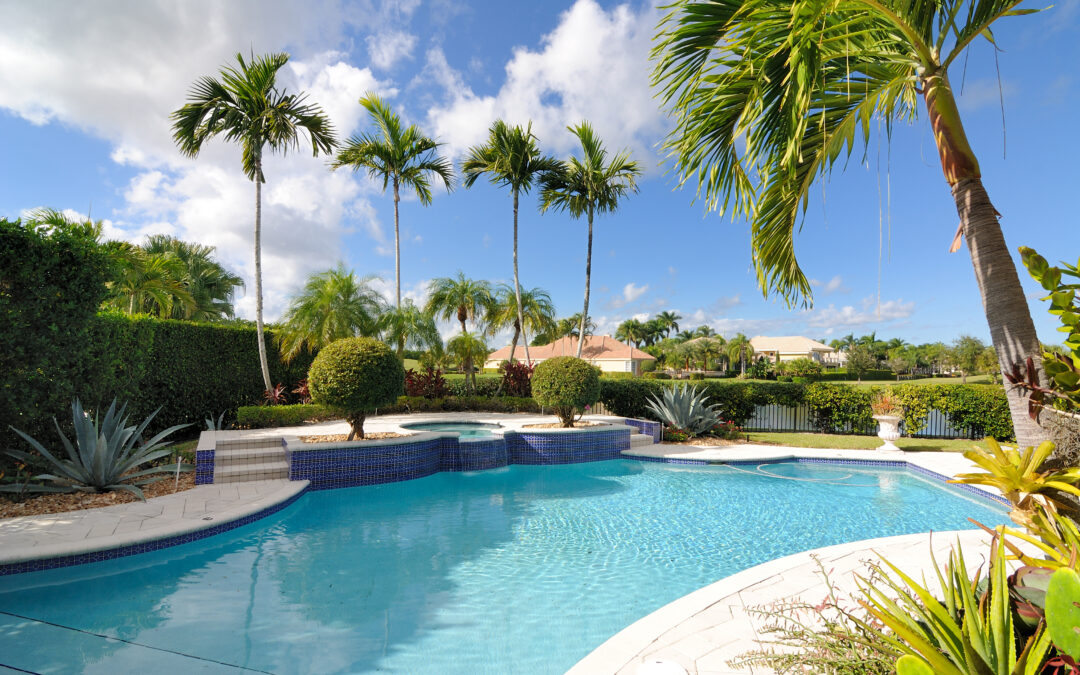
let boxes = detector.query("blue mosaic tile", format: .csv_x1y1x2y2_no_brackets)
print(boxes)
194,449,215,485
624,418,662,443
507,428,631,465
0,486,308,577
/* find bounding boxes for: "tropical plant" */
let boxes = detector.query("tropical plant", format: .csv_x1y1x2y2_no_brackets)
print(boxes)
615,318,648,348
427,273,494,391
263,383,289,406
103,242,195,317
540,122,641,357
846,345,878,383
531,356,601,427
499,361,534,398
378,299,442,359
645,385,726,437
292,379,311,404
3,398,190,499
463,120,560,365
653,0,1052,448
404,367,449,399
204,411,232,431
656,310,681,337
141,235,243,321
953,335,986,384
307,337,404,440
870,391,902,417
446,331,490,394
484,283,556,367
171,51,336,391
277,264,384,362
332,91,453,309
726,333,752,376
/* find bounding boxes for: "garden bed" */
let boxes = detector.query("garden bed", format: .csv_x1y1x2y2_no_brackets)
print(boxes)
0,472,196,519
300,432,408,443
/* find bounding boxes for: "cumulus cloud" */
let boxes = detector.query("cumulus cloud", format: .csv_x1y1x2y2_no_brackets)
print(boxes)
422,0,665,163
609,281,649,309
366,30,418,70
810,275,849,295
804,297,916,330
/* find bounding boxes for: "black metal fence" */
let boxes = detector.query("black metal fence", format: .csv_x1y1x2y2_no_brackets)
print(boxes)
742,404,978,439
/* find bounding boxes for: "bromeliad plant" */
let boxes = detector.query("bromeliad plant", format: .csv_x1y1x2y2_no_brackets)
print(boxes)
4,398,190,499
645,384,725,438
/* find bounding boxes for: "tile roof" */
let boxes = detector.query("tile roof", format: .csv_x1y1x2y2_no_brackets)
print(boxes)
486,335,656,362
750,335,835,353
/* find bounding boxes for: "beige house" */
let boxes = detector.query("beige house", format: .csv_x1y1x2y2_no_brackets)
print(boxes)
751,336,836,364
485,335,656,375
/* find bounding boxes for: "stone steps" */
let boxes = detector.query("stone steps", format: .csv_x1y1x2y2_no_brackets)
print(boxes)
213,436,288,483
629,434,655,448
214,460,289,483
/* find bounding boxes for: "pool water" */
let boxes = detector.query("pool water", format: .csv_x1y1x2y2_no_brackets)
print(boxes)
401,421,503,438
0,461,1007,674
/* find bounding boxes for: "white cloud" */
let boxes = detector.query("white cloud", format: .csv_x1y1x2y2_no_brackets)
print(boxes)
422,0,665,163
366,30,418,70
804,297,916,330
610,281,648,309
810,275,848,295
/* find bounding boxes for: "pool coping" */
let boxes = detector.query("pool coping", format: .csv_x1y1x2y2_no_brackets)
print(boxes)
0,479,309,574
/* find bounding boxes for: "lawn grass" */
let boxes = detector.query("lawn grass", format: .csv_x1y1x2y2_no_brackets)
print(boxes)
403,358,419,371
744,431,991,453
698,375,996,388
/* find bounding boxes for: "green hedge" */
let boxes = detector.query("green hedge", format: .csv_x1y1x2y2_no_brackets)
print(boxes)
237,404,339,429
598,379,1014,439
816,369,896,381
380,396,540,415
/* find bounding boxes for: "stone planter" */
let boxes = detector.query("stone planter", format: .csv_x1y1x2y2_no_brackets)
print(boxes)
872,414,902,451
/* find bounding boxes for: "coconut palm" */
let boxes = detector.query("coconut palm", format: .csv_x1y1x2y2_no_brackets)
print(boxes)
726,333,753,376
540,122,641,358
426,273,494,392
655,310,682,337
699,336,726,371
675,329,696,342
171,51,336,391
653,0,1050,445
277,265,384,362
447,332,489,394
616,318,647,348
463,120,561,365
141,235,243,321
379,299,442,359
332,92,454,309
485,283,556,366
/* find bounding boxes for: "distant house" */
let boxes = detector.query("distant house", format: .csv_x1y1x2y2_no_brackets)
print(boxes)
484,335,657,375
751,336,836,365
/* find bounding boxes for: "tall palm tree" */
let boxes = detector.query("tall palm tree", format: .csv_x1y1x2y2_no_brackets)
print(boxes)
656,310,682,337
675,329,696,342
485,283,556,366
463,120,561,365
540,122,641,358
378,299,442,359
172,51,336,391
103,243,195,317
277,264,384,362
695,325,717,338
559,313,597,340
332,92,454,309
447,332,489,393
426,273,493,392
699,336,726,371
142,235,243,321
615,318,646,347
726,333,753,376
654,0,1050,446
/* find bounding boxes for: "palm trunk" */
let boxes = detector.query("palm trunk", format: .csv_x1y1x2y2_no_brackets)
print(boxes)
924,72,1049,447
253,164,272,392
512,189,531,367
577,204,594,359
460,318,471,395
393,177,401,309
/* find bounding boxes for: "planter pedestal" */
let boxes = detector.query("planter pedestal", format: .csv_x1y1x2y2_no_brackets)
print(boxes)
872,414,902,452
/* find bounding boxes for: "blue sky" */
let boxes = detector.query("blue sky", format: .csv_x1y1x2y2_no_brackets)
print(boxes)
1,0,1077,348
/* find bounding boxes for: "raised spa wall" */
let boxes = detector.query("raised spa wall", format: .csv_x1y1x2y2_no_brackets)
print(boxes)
197,421,660,491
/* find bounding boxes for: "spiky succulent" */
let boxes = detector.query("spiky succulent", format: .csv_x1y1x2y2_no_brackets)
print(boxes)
645,384,724,437
5,398,190,499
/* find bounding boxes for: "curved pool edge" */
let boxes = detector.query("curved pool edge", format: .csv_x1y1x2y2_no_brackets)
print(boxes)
566,528,994,675
0,479,309,576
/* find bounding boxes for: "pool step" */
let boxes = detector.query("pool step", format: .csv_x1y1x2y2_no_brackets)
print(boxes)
629,432,655,448
213,437,289,483
214,460,289,483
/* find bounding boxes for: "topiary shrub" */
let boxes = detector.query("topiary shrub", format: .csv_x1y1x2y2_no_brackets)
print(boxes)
308,337,404,439
531,356,601,427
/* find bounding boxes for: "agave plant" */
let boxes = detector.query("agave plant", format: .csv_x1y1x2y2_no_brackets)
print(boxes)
4,398,190,499
645,384,724,437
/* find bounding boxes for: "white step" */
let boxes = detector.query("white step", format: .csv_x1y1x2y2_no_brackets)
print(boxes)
214,460,289,483
629,434,655,448
214,446,287,467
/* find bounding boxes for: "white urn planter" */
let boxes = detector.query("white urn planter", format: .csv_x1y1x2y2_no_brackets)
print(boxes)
872,414,902,452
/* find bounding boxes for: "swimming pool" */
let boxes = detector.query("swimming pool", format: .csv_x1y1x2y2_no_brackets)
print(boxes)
0,460,1007,674
401,421,504,438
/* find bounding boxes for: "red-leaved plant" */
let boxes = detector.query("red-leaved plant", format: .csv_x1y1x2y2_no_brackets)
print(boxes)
405,367,449,399
293,379,311,404
263,383,288,406
499,361,534,398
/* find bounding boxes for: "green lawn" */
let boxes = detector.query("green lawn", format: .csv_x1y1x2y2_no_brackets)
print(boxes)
744,431,990,453
698,375,996,387
403,358,419,371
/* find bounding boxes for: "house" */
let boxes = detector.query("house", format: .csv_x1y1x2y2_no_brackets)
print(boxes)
750,336,836,365
484,335,657,375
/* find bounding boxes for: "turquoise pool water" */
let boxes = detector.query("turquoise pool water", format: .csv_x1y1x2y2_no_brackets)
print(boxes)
0,460,1007,674
401,421,503,437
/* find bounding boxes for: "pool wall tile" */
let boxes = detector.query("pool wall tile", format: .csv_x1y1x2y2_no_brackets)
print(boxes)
194,449,215,485
624,418,662,443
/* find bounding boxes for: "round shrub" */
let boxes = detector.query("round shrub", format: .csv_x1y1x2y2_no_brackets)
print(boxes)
308,337,404,439
531,356,601,427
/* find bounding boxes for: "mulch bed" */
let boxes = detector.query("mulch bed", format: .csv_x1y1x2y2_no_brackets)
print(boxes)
521,422,605,429
299,432,408,443
0,472,197,519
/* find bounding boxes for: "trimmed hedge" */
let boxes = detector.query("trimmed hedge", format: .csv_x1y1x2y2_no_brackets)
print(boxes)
237,404,340,429
599,380,805,425
816,369,896,381
380,396,540,415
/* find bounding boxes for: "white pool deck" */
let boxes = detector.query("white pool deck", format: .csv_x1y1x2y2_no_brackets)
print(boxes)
0,415,1006,675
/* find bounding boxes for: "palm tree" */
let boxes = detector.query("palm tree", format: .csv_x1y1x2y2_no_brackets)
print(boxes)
484,283,556,366
104,243,195,317
447,332,489,393
643,319,667,347
726,333,752,376
656,310,681,337
171,51,336,391
699,336,725,371
654,0,1050,445
615,318,646,347
675,329,696,342
425,273,494,393
695,325,717,338
378,299,442,359
277,264,384,362
463,120,560,366
540,122,641,358
142,235,243,321
332,92,454,309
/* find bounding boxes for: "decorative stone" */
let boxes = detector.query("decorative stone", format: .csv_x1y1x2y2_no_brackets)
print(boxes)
873,414,903,451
